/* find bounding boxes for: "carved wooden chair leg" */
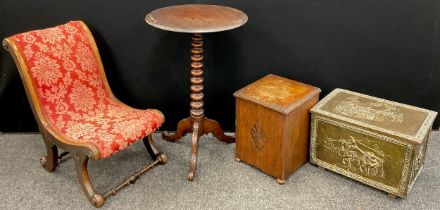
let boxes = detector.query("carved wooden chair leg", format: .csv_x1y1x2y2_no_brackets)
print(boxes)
187,122,200,181
143,135,158,160
162,117,192,142
143,134,168,165
74,154,105,208
40,139,59,172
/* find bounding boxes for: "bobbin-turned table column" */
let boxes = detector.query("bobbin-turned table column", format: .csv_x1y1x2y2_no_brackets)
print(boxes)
145,4,248,181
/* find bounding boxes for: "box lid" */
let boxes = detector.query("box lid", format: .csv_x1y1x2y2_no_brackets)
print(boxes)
233,74,321,114
311,88,438,143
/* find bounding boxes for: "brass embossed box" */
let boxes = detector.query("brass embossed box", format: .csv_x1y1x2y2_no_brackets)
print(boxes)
234,74,320,184
310,89,437,197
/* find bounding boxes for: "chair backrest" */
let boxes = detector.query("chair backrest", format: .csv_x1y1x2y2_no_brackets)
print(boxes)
4,21,113,132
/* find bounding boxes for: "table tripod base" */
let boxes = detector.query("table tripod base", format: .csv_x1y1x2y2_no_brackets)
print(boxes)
161,33,234,181
162,116,234,180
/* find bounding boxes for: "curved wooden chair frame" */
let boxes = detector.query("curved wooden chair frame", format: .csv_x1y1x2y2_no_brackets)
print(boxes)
2,21,167,208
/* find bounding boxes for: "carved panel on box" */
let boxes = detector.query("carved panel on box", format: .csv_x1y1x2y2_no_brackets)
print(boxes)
311,89,437,197
320,136,386,179
311,116,411,193
409,141,426,189
333,96,404,123
415,145,424,171
250,123,266,152
235,74,321,183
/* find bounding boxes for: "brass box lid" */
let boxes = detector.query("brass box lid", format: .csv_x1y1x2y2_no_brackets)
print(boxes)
311,88,437,143
234,74,321,114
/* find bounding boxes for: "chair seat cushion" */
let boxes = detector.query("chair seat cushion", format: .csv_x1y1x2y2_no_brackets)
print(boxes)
10,21,164,158
59,100,164,158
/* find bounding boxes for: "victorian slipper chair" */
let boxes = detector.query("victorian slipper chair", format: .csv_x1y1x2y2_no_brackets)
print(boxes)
2,21,167,208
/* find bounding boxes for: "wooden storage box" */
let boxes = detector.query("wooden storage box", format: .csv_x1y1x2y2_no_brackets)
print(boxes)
310,88,437,197
234,74,320,184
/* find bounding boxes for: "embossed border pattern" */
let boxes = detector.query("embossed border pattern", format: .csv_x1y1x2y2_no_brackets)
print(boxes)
310,115,413,197
310,88,437,143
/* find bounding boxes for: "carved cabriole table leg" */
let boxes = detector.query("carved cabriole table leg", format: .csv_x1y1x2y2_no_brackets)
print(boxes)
188,121,200,181
202,117,234,143
162,33,234,181
161,118,192,142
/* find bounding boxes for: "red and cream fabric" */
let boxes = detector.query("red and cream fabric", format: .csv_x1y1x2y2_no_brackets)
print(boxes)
10,21,164,158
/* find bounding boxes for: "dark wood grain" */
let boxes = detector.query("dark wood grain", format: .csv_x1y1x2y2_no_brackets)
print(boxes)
148,4,247,181
145,4,248,33
160,32,235,181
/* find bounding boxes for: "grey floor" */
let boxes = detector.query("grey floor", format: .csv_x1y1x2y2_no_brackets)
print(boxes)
0,131,439,210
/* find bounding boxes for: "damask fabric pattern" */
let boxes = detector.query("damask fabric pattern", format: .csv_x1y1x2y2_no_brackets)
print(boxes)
10,21,164,158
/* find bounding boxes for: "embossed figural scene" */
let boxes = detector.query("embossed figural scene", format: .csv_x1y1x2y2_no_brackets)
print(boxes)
310,89,437,197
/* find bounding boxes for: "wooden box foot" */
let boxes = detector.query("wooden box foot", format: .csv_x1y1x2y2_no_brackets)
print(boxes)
276,179,285,185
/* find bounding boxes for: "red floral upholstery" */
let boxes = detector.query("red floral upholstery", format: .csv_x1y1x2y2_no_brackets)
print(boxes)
10,21,164,158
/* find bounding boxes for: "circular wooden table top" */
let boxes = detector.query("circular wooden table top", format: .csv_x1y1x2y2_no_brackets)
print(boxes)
145,4,248,33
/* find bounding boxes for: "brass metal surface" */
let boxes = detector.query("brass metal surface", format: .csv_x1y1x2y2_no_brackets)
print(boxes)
145,4,248,33
315,118,408,190
311,89,437,143
310,89,437,198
